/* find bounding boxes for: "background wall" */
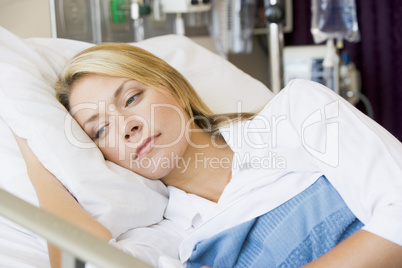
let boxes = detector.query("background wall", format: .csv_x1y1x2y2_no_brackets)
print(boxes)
0,0,52,38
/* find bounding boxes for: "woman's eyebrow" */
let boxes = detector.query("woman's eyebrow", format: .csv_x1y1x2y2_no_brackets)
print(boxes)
84,114,99,127
114,79,131,98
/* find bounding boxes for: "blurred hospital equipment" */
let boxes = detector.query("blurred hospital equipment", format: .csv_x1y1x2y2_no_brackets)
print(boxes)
50,0,211,43
49,0,290,93
310,0,360,90
48,0,369,108
49,0,371,113
282,44,374,118
307,0,373,118
261,0,291,93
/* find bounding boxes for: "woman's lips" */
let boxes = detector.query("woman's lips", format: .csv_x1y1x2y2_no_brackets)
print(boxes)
135,133,161,159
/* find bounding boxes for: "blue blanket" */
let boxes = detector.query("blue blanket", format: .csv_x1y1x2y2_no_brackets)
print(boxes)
187,176,363,268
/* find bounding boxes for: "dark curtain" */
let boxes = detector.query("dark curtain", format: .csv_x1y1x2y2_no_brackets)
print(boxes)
284,0,402,140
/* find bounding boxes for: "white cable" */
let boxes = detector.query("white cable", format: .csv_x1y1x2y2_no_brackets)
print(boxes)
323,39,335,68
347,91,375,119
131,1,140,20
323,39,335,90
175,13,185,35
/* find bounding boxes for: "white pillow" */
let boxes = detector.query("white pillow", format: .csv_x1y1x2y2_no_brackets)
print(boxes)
0,26,273,239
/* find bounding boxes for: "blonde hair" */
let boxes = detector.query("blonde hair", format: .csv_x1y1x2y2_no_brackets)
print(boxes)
55,43,256,137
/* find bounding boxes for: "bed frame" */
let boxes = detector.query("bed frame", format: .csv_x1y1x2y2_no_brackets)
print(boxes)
0,188,151,268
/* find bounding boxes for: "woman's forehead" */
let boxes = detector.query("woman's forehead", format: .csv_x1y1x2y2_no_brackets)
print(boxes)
70,75,129,105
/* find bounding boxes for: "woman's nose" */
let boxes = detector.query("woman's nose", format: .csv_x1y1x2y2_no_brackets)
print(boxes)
122,117,142,142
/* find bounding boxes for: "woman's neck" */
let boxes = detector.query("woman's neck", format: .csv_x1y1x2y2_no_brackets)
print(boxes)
161,130,233,203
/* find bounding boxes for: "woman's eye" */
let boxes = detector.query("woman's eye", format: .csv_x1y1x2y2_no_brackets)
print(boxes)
125,92,142,107
95,125,107,139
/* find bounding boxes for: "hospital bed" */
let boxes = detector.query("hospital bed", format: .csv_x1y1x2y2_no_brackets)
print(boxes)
1,22,402,267
0,26,273,267
0,188,150,267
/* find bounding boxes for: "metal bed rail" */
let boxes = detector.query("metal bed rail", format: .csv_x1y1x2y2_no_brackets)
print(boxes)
0,188,152,268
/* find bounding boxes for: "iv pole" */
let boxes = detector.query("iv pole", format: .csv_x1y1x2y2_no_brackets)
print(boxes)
265,0,285,94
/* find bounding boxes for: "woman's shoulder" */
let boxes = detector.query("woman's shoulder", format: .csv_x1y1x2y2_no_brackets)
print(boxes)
254,79,343,123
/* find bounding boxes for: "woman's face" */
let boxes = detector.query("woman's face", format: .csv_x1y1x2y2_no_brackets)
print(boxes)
69,74,191,180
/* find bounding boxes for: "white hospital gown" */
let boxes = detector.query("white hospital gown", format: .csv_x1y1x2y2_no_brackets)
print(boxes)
113,79,402,267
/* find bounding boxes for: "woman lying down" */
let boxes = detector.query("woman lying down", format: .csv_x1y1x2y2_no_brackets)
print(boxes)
14,43,402,268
